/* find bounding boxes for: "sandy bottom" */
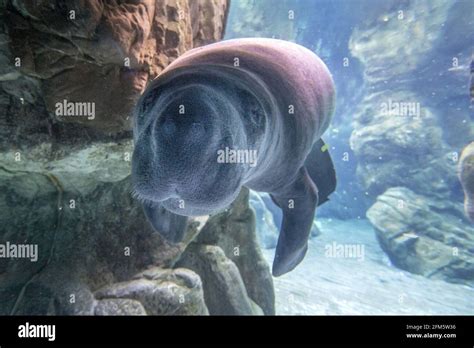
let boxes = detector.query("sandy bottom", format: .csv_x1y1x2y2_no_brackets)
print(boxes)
262,218,474,315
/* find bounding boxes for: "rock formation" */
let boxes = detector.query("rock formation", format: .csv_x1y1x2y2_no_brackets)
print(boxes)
184,188,275,315
249,191,279,249
348,0,474,284
3,0,229,136
349,1,472,194
367,187,474,286
0,0,275,315
94,267,209,315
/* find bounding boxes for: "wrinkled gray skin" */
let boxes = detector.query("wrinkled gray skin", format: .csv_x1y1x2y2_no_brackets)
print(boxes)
132,38,336,276
459,142,474,222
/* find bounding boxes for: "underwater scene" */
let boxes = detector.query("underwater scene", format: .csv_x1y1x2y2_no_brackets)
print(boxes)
0,0,473,317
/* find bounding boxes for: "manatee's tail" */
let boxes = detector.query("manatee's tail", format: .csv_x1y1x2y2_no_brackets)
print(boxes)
304,138,337,206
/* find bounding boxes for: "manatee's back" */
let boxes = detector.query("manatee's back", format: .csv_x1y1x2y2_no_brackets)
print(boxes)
160,38,336,141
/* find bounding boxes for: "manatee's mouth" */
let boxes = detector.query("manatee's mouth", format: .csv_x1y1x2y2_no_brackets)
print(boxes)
160,197,217,217
131,187,159,205
131,178,180,205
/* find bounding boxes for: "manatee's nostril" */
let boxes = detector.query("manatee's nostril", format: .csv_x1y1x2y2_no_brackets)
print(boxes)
170,184,180,198
162,119,176,135
190,122,204,136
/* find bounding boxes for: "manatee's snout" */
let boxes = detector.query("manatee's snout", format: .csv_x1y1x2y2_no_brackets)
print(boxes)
132,78,249,219
131,95,217,207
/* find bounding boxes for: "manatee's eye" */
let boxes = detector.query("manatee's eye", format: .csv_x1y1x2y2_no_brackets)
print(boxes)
158,115,168,125
161,118,176,136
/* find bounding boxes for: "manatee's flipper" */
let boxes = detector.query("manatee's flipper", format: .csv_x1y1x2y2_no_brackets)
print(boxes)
304,138,337,206
270,167,318,277
142,202,188,243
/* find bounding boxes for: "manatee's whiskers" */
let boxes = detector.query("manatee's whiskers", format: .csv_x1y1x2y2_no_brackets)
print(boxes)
130,187,156,205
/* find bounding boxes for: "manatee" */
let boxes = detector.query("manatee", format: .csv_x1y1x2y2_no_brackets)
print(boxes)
132,38,336,276
459,142,474,222
470,54,474,104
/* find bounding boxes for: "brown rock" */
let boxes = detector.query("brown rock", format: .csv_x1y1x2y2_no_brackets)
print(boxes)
5,0,229,134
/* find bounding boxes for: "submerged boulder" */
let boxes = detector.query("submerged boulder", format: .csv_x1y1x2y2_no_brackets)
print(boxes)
367,187,474,286
95,299,147,316
194,188,276,315
249,191,279,249
177,244,263,315
95,267,209,315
